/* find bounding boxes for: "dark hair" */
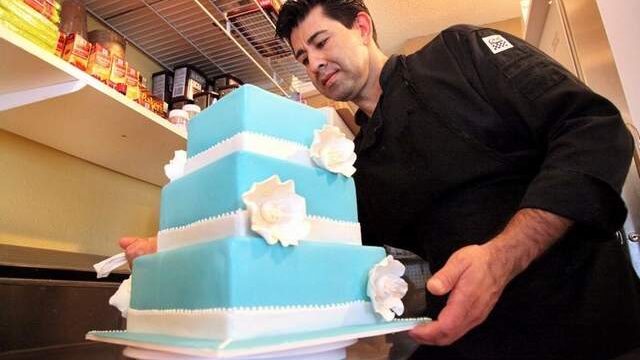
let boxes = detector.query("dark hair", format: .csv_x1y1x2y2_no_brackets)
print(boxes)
276,0,377,44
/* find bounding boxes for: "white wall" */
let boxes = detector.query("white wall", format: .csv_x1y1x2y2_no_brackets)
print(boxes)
596,0,640,128
596,0,640,275
0,130,160,256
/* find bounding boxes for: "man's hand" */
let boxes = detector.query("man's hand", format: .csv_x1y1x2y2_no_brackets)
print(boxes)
408,243,511,345
409,208,572,346
119,236,157,267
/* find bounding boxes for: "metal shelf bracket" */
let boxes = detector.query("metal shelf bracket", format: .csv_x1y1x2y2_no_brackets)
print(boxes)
0,79,86,112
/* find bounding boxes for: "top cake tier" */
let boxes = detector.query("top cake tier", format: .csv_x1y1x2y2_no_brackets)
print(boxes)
158,84,360,236
187,85,327,158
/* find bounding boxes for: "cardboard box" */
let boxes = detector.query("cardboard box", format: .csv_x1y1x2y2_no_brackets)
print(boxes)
87,42,112,83
62,33,91,71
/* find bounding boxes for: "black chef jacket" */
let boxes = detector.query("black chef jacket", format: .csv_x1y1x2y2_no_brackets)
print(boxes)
353,25,640,360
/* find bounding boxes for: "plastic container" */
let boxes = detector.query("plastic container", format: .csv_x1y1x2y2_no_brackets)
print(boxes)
88,29,125,59
168,109,189,131
182,104,201,120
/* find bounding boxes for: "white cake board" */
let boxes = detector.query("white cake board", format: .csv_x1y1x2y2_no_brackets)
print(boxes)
87,318,429,360
122,339,355,360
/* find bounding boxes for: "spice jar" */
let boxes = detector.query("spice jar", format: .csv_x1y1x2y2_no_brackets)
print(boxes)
182,104,201,120
168,109,189,131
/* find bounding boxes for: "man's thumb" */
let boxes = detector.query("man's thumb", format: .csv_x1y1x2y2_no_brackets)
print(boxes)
427,258,465,296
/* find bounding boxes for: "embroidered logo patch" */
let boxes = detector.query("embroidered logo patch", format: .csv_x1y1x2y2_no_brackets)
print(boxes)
482,34,514,54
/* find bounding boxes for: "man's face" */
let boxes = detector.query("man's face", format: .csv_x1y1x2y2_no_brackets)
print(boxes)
290,6,370,101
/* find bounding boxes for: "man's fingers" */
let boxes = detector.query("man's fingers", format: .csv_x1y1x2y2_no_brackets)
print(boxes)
415,288,475,343
408,295,477,346
427,253,469,296
119,236,141,250
124,243,142,266
410,289,496,346
128,242,145,257
408,319,460,346
412,245,508,347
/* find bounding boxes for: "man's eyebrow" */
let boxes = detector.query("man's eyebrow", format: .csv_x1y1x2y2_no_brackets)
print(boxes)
293,30,328,60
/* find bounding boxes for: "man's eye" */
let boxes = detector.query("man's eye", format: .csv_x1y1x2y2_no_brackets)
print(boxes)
302,58,309,66
317,38,328,49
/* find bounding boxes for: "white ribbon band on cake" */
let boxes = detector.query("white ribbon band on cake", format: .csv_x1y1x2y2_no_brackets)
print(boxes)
367,256,409,321
163,128,358,182
241,176,310,247
126,300,378,341
188,132,312,178
157,210,361,251
310,125,357,177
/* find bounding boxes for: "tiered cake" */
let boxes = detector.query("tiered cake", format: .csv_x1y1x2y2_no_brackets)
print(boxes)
112,85,409,342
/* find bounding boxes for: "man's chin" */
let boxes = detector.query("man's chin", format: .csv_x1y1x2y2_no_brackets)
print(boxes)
317,85,353,102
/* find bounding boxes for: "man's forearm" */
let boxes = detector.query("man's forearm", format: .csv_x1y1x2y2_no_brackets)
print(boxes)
485,208,574,281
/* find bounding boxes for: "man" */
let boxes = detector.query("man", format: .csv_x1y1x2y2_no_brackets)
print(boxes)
272,0,640,359
120,1,640,358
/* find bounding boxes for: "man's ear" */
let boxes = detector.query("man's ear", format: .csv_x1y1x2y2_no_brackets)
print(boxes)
353,11,374,45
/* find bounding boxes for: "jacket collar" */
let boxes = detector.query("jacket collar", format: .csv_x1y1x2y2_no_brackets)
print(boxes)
355,55,402,153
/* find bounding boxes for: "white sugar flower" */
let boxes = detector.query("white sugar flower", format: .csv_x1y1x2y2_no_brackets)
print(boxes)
367,256,408,321
242,175,311,246
109,277,131,318
164,150,188,182
310,125,357,177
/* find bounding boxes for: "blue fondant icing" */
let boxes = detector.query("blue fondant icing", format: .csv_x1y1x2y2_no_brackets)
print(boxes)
130,237,385,310
187,85,327,157
159,151,358,230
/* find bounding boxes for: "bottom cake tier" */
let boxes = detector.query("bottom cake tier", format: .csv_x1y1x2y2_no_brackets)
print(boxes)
128,236,388,340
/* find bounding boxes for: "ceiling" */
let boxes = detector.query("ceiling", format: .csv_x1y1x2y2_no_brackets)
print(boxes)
365,0,523,54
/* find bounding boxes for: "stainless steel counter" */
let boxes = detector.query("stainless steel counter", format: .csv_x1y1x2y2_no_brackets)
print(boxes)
1,343,126,360
0,244,129,274
1,245,127,356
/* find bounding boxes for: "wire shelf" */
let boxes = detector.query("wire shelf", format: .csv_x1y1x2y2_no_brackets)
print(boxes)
211,0,311,88
85,0,310,95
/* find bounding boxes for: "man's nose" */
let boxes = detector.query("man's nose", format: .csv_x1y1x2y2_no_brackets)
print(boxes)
308,53,327,74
